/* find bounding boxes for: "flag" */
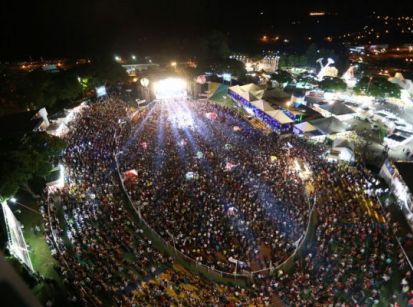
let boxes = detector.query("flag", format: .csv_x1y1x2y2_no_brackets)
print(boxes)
205,112,218,120
225,161,237,171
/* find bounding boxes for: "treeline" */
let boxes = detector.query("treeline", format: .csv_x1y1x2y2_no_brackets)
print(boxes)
0,56,128,116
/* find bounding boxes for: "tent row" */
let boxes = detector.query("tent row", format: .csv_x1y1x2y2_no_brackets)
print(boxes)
228,84,294,132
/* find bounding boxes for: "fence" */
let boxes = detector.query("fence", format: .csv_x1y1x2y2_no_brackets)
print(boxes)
376,196,413,273
113,111,320,285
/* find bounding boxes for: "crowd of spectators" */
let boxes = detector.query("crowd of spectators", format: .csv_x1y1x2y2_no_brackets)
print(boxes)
119,99,320,273
40,96,413,305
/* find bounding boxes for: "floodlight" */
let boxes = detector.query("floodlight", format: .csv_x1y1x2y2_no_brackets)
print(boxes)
153,77,187,99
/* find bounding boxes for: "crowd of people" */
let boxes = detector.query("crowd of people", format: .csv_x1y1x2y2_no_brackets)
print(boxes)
42,99,175,305
119,98,315,273
40,95,413,305
255,163,413,305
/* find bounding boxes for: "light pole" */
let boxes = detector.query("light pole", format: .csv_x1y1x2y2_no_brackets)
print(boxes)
8,198,40,215
166,230,177,256
366,76,373,95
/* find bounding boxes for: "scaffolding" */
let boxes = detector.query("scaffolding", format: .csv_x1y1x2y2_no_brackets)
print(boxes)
1,201,34,272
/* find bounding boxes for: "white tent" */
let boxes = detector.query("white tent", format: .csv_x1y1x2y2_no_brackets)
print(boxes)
266,110,294,124
294,121,318,134
333,138,355,151
250,99,275,112
325,147,354,163
229,83,265,102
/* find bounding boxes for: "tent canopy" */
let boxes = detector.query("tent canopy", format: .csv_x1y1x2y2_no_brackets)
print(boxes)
294,121,318,133
229,83,265,102
319,101,355,116
266,110,294,124
250,99,275,112
310,117,348,134
333,138,355,150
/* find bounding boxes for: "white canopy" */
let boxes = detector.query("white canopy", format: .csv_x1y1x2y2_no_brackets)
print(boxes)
229,83,265,102
266,110,294,124
294,121,317,133
250,99,274,112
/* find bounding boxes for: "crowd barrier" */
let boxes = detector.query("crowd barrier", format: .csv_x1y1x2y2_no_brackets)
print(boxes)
112,106,320,286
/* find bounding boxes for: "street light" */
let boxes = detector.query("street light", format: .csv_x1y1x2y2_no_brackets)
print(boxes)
131,55,136,60
171,61,177,67
7,198,39,215
114,55,121,62
367,76,373,94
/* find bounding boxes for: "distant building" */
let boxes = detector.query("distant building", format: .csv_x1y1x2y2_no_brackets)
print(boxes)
229,54,279,73
121,63,160,76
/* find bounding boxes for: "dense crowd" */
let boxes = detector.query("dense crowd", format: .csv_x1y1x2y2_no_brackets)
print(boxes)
256,163,413,305
119,99,315,273
42,99,174,305
40,96,413,305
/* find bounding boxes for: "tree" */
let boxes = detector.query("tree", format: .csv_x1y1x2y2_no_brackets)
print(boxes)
354,76,401,98
296,73,319,89
279,54,308,69
0,132,66,201
205,31,231,60
319,77,347,92
73,57,128,89
207,59,246,77
304,43,320,65
13,69,82,111
270,70,294,86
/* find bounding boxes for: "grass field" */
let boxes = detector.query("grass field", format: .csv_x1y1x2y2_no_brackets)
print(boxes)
13,191,58,279
8,190,74,306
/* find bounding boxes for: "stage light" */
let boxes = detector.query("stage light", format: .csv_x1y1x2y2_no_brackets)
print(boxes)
153,77,187,99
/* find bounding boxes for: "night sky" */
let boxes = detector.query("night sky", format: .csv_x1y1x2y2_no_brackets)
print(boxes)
1,0,412,60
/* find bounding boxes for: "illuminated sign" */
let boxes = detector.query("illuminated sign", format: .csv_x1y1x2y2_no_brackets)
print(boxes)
96,86,107,97
309,12,326,16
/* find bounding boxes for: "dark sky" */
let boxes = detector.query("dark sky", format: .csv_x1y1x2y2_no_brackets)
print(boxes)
1,0,413,60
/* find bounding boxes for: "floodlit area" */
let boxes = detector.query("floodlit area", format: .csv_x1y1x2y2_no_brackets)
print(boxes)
1,201,34,272
153,77,187,100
